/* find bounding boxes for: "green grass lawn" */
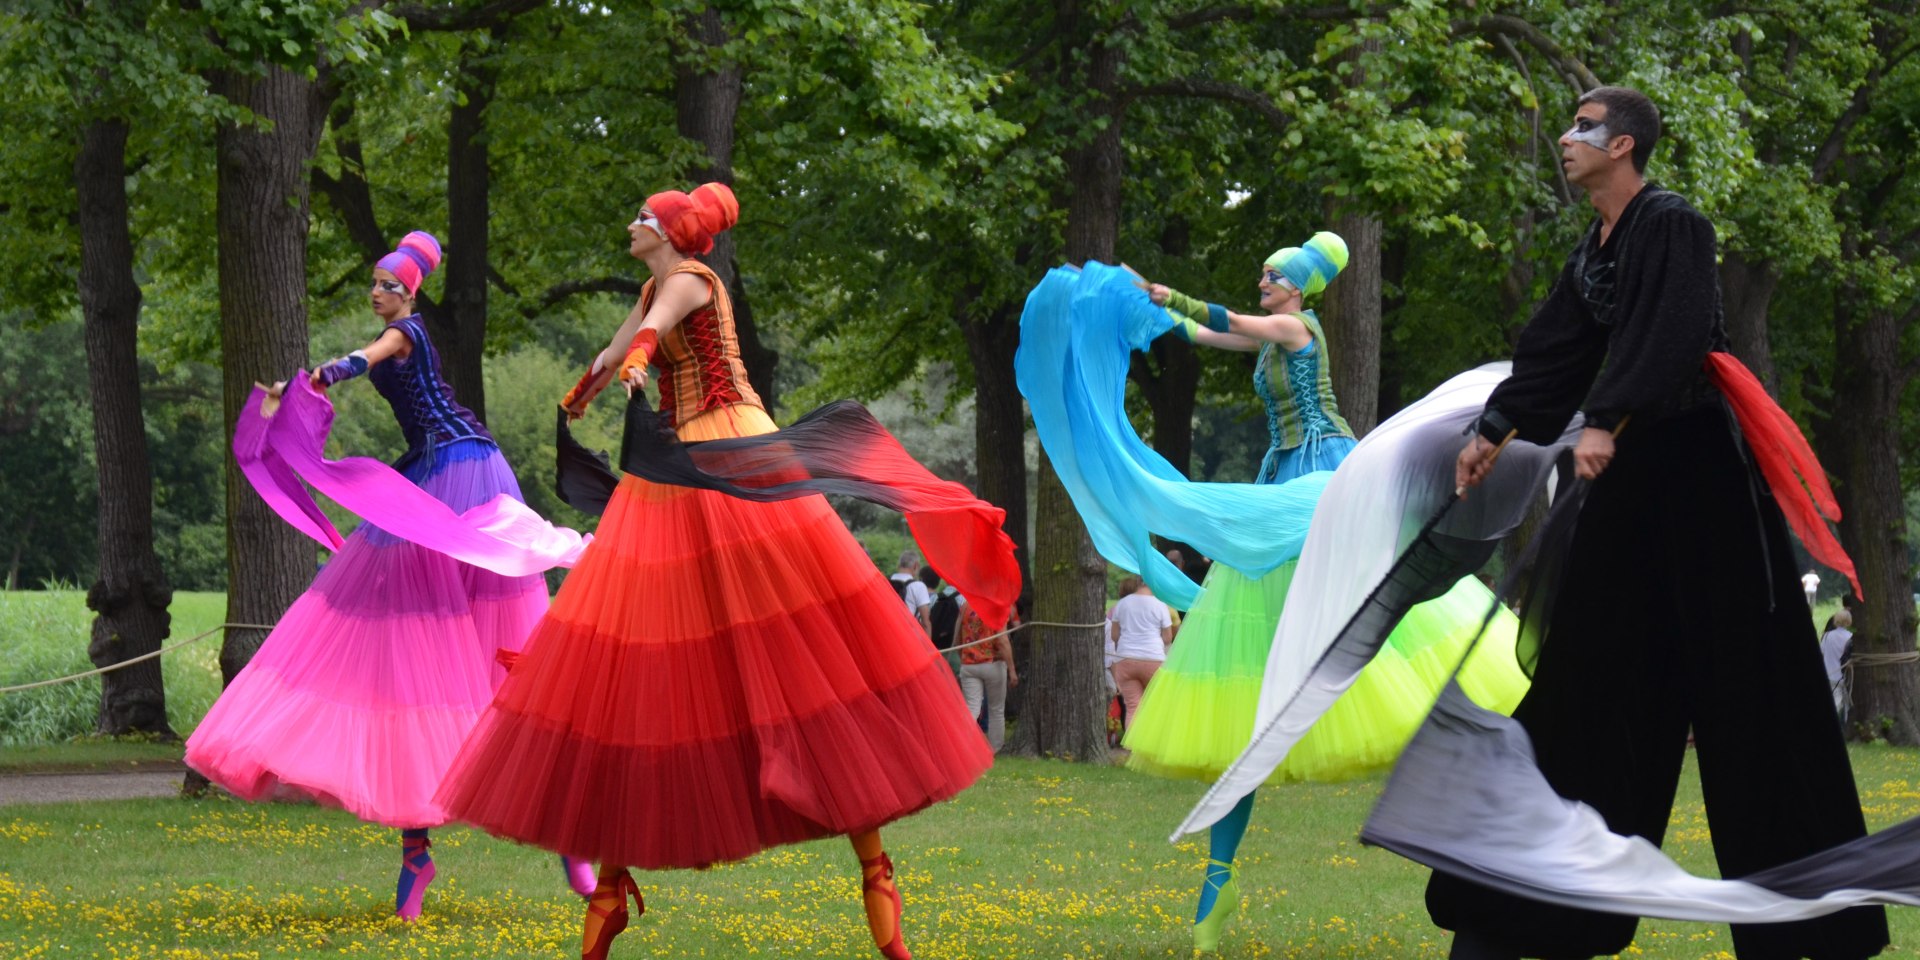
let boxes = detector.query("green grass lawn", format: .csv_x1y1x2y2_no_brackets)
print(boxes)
3,750,1919,960
0,591,227,745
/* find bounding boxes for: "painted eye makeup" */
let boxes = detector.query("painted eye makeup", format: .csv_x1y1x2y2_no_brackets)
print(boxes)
1563,118,1613,149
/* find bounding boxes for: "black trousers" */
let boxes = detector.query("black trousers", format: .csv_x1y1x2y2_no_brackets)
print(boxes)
1426,405,1889,960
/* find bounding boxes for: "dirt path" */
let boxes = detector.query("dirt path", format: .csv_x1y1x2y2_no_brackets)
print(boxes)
0,766,184,806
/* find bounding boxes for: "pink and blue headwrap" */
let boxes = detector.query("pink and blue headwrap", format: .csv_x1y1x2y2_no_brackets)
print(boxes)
375,231,442,297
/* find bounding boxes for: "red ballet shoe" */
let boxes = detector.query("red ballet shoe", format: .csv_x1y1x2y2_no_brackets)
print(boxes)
859,852,912,960
581,868,643,960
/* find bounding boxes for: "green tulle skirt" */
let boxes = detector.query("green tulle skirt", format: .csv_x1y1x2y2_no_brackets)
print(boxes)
1123,562,1528,783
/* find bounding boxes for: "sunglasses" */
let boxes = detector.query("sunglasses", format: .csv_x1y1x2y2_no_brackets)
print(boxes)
373,279,409,296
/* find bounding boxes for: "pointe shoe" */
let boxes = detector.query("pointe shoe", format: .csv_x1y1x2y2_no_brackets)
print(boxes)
581,868,643,960
860,852,912,960
1192,858,1241,954
562,856,597,898
395,835,436,921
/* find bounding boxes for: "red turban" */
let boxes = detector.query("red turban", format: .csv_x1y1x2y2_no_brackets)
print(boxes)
645,182,740,256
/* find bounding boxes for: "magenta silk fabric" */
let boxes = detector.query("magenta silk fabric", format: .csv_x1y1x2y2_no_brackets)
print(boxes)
233,376,587,575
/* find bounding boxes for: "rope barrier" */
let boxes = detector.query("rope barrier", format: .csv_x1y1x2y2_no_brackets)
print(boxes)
3,617,1115,692
943,618,1110,653
0,623,274,694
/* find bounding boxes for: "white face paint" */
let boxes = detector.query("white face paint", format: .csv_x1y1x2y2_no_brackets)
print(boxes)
1563,117,1613,151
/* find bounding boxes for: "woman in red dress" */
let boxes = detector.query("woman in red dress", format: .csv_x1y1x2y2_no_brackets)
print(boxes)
437,183,1005,960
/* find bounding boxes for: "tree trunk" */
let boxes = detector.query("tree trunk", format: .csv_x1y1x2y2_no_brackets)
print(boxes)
213,65,329,683
437,34,500,421
676,5,777,409
964,305,1031,588
1004,455,1112,761
1132,340,1199,472
1132,214,1199,472
1377,229,1408,423
1719,250,1779,394
1321,210,1382,436
75,117,175,738
1005,33,1122,761
1825,299,1917,742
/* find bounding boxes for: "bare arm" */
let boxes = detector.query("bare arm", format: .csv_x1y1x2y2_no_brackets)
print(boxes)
1224,310,1313,351
310,327,410,390
1185,324,1264,352
1149,282,1296,351
601,271,712,388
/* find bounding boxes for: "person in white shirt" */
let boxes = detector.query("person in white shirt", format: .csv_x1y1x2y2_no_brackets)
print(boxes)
1108,576,1173,731
1802,570,1821,610
890,551,933,637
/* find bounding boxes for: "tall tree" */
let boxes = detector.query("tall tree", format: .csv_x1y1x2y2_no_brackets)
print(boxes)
4,0,213,734
76,115,174,737
673,4,777,407
199,2,397,684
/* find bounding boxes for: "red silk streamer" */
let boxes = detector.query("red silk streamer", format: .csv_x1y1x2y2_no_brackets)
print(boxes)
1703,352,1861,599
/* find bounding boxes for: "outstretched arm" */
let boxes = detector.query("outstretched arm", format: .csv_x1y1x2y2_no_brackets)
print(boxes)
1149,284,1260,352
312,327,410,390
563,271,712,417
605,272,711,393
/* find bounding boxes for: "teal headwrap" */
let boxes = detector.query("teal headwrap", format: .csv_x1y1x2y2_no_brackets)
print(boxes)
1265,231,1349,298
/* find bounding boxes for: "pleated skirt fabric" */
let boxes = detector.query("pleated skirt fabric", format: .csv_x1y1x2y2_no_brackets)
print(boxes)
185,440,547,828
436,404,992,869
1124,561,1528,784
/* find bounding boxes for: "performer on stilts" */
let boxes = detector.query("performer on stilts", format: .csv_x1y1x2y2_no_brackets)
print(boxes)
186,231,596,920
1430,84,1887,960
434,183,1019,960
1018,240,1530,954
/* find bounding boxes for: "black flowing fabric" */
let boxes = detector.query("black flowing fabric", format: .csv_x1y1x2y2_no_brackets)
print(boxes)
555,397,1021,630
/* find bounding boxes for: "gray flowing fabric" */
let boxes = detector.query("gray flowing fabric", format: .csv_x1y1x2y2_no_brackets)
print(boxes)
1363,683,1920,921
1172,363,1920,921
1175,364,1577,838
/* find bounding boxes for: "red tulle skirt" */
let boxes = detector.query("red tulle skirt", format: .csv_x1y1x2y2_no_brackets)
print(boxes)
436,460,992,869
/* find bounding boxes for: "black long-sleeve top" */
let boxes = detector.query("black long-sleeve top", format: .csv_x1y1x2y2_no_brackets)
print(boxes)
1478,187,1731,446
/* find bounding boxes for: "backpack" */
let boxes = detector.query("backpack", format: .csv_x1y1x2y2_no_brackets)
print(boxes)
888,574,911,601
929,591,962,649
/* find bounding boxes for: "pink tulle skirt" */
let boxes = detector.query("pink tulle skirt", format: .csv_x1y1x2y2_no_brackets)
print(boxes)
185,440,547,829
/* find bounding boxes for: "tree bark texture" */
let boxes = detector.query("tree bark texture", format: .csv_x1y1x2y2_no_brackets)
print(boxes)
1005,31,1123,761
1131,340,1198,473
1004,456,1112,762
965,306,1032,588
1321,210,1382,436
676,5,777,409
438,35,499,422
76,117,176,738
1824,299,1917,743
1132,214,1199,475
214,65,329,683
1719,251,1780,395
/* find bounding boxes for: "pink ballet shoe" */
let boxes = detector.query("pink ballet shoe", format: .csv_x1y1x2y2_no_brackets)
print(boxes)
562,856,597,898
395,833,436,921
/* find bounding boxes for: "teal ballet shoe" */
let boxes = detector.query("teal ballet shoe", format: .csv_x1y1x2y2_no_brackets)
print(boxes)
1192,858,1240,954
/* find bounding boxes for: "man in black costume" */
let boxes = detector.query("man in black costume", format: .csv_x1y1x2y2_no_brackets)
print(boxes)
1437,86,1888,960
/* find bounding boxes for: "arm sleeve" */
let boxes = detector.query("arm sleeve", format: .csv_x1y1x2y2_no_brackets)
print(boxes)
1479,262,1609,445
1161,289,1212,325
1579,209,1721,431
